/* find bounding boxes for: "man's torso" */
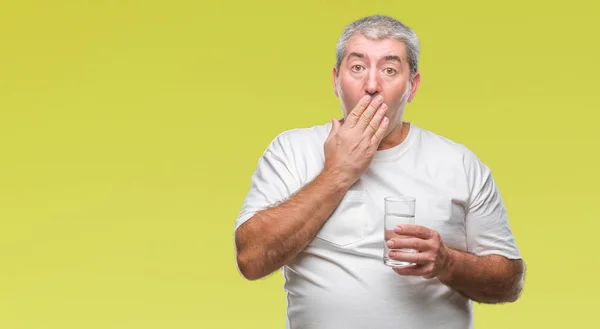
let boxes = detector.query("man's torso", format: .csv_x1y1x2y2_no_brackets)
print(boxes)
280,122,474,329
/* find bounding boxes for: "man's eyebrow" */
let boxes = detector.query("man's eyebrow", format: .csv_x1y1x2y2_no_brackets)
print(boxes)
347,53,403,65
383,55,402,64
347,52,366,60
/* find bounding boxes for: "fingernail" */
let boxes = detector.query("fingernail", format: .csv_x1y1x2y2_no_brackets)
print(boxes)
386,240,394,248
376,95,383,102
389,251,396,258
394,226,402,233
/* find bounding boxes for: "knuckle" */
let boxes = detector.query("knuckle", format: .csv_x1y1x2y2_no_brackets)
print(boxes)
429,240,440,251
358,139,368,150
424,268,433,277
372,131,383,141
412,239,420,250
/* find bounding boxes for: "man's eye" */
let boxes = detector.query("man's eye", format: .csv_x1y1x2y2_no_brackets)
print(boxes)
351,65,363,72
384,68,397,75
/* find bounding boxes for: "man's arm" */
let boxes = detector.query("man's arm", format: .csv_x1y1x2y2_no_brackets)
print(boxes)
235,94,389,280
439,249,525,303
235,169,350,280
386,225,526,304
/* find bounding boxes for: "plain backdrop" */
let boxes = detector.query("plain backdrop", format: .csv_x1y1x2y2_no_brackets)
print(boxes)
1,0,599,328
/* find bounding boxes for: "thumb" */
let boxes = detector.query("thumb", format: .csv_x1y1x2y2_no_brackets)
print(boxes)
330,118,341,134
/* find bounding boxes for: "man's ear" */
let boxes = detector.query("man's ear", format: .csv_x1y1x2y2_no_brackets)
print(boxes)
408,71,421,103
332,67,339,97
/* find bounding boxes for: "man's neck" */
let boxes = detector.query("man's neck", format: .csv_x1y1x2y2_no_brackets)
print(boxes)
378,121,410,151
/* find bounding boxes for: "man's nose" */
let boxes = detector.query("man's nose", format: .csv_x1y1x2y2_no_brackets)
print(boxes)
364,70,382,96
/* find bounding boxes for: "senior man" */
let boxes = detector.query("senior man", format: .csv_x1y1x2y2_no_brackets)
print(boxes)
234,14,525,329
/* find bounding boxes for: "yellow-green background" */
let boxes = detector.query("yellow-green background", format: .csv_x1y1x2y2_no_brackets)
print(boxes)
1,0,598,328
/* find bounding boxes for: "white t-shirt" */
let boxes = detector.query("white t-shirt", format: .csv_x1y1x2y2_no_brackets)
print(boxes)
235,121,521,329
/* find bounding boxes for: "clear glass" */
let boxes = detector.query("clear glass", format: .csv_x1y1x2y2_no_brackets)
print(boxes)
383,196,416,268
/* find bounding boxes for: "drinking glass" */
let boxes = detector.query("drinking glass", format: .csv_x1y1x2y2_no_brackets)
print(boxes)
383,196,416,268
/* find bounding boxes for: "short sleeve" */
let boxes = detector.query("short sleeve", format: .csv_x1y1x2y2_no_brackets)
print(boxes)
234,134,302,231
462,147,521,259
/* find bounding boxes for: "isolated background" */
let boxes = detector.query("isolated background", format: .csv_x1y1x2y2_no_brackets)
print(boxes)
1,0,599,328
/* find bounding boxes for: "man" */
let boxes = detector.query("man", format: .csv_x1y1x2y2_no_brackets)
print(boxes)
234,15,525,329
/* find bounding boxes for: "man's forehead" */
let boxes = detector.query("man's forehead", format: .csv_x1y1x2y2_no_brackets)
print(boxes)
345,35,407,60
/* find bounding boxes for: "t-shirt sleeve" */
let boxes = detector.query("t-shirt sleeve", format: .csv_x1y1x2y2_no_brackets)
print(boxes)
234,134,302,232
462,147,522,259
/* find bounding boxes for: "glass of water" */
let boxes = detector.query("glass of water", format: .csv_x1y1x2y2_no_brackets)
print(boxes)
383,196,416,268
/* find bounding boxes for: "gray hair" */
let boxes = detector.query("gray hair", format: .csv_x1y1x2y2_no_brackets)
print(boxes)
335,15,420,79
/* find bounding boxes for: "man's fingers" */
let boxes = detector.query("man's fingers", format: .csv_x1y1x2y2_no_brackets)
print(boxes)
387,237,428,251
344,95,373,127
388,250,433,265
370,116,389,146
355,95,384,130
393,263,430,277
394,224,435,240
364,104,387,137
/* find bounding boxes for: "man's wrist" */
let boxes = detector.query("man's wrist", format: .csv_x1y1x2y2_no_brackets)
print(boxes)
319,167,354,191
437,247,458,283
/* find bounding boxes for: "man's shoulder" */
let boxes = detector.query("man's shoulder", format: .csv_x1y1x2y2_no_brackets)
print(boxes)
267,121,330,149
276,121,331,140
415,124,473,157
264,123,331,159
414,124,489,176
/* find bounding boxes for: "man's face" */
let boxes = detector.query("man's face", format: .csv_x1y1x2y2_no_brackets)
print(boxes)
333,34,420,131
